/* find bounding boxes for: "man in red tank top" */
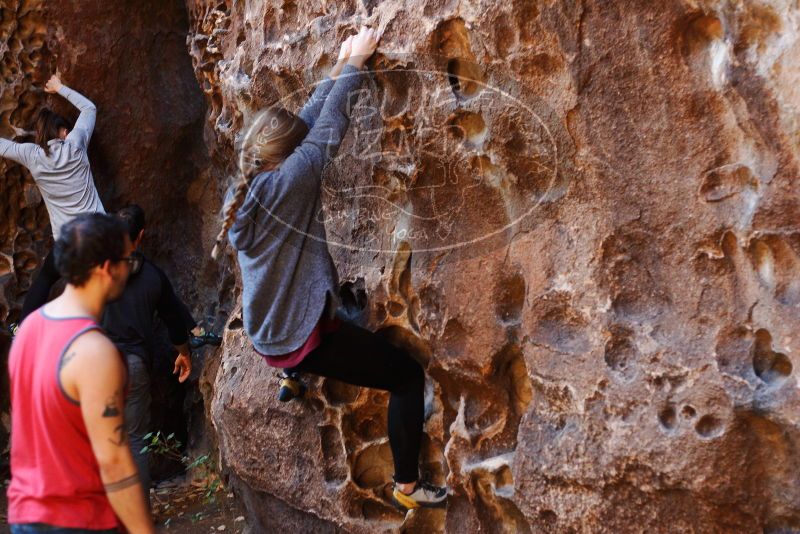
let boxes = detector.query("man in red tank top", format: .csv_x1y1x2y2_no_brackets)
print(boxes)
7,213,155,533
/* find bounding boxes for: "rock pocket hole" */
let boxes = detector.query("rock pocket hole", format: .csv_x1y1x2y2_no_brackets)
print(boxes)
753,329,792,384
695,414,724,438
748,239,775,290
539,509,558,524
447,110,487,148
339,278,367,324
699,164,757,202
387,300,406,317
681,405,697,418
658,405,677,431
679,13,728,87
12,250,38,272
352,442,393,489
434,18,486,99
748,236,800,306
447,58,486,98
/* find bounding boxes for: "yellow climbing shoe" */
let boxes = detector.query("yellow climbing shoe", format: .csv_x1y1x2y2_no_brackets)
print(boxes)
392,480,448,510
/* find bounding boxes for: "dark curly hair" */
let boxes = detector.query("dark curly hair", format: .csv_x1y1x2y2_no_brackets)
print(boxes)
53,213,128,287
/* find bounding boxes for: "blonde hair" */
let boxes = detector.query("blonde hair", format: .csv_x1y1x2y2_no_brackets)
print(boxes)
211,107,309,259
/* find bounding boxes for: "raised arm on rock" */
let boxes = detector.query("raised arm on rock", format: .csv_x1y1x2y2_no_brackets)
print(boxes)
278,27,380,192
46,73,97,150
298,36,357,129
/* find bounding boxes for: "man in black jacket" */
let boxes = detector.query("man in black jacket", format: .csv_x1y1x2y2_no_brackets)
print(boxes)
102,204,194,498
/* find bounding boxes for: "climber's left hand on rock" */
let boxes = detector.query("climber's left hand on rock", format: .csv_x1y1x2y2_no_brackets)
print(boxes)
45,73,63,94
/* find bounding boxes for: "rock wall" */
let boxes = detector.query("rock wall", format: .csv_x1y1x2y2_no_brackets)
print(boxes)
185,0,800,532
2,0,799,532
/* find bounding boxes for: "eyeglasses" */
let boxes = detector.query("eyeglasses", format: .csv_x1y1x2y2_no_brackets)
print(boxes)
119,251,144,274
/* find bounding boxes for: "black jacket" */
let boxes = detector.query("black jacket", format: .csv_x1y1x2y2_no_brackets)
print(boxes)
102,257,194,365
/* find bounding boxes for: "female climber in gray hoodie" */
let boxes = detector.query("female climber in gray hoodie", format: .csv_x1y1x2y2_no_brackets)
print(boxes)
0,73,105,328
212,27,447,511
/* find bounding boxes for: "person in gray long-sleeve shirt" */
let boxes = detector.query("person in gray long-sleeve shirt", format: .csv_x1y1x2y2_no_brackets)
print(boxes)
1,74,105,325
212,27,448,510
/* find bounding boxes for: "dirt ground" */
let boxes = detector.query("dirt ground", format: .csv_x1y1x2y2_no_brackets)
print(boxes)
1,476,247,533
152,475,247,533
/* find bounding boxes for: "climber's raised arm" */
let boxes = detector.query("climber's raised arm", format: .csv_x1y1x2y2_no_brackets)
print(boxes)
211,27,380,259
46,73,97,150
212,25,449,511
297,35,356,129
5,73,105,329
278,28,379,192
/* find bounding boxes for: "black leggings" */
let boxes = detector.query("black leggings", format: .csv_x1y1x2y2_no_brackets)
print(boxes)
20,249,60,321
289,320,424,483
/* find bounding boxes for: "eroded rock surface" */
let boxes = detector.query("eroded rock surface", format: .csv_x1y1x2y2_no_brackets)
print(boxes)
185,1,800,532
2,0,800,532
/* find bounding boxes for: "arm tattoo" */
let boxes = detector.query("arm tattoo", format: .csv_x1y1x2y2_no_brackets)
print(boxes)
109,423,129,446
59,351,77,371
104,473,139,493
102,390,122,418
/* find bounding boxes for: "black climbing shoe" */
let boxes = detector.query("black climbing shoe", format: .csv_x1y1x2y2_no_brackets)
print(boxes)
189,330,222,349
7,322,18,339
392,480,448,510
278,372,305,402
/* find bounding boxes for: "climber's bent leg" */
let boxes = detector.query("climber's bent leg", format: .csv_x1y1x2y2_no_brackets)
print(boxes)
290,320,425,483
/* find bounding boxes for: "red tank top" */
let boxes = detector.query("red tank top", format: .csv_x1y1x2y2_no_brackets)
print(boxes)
7,309,120,529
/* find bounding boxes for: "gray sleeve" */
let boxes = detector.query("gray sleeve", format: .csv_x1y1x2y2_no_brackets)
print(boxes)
0,138,39,169
58,85,97,149
272,64,364,194
297,76,335,129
